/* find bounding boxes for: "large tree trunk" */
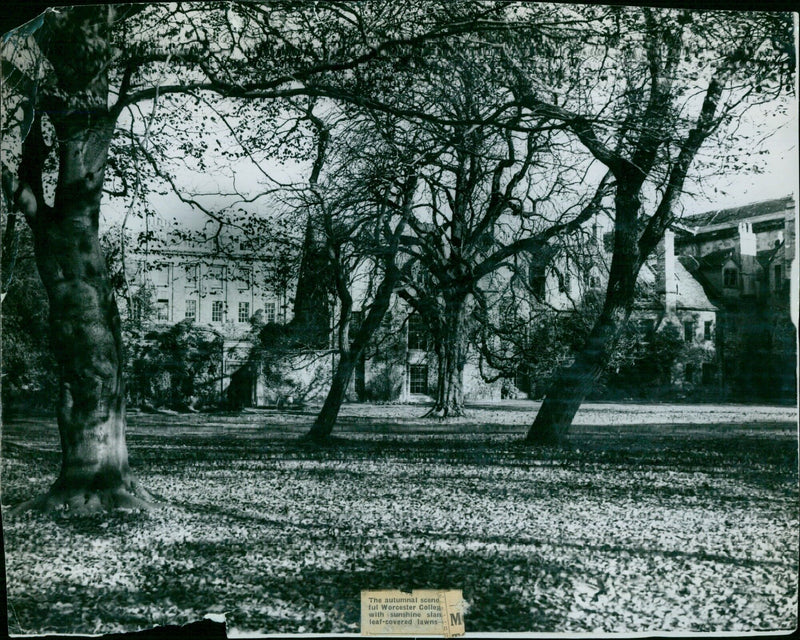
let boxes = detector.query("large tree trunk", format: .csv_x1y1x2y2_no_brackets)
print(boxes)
525,307,628,445
306,262,400,441
438,347,466,417
308,351,357,440
428,293,470,418
526,184,641,445
13,108,152,514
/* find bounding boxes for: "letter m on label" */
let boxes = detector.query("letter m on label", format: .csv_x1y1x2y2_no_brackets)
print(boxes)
449,613,463,626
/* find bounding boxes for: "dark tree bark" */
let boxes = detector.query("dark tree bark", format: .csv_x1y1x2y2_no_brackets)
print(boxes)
11,116,153,513
429,292,470,417
308,260,402,439
5,7,152,513
521,10,730,445
526,305,628,445
433,341,447,409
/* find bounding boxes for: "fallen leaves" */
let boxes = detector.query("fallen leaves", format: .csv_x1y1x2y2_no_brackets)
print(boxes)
1,405,797,634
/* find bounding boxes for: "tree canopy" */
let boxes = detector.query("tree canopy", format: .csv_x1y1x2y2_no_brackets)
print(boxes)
0,1,794,512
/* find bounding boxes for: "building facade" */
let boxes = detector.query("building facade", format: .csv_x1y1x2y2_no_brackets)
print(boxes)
125,195,795,406
123,243,293,398
675,195,796,400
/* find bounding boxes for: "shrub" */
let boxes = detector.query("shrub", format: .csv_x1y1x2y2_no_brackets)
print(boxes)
126,320,223,410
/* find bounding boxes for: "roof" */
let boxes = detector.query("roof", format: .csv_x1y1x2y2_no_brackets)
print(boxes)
636,252,717,312
680,195,794,230
757,242,783,270
692,245,781,273
675,257,717,311
697,247,736,270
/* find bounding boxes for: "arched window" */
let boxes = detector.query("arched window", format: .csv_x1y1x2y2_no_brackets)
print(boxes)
723,267,738,288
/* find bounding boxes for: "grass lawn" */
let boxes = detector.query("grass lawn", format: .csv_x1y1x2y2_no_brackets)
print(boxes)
2,402,798,635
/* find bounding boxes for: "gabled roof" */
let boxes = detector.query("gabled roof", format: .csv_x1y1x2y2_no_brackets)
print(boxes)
675,258,717,311
680,195,794,231
636,252,717,312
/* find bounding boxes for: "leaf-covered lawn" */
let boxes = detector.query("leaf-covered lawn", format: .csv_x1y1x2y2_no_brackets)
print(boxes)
2,403,797,635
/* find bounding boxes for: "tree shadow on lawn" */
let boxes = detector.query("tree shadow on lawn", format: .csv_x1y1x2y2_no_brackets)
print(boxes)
287,434,558,463
133,540,570,633
4,421,795,510
284,430,797,487
7,578,195,635
561,426,798,475
161,498,796,577
9,506,794,635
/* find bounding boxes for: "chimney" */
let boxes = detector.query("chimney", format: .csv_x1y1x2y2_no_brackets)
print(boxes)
738,221,757,296
659,229,677,314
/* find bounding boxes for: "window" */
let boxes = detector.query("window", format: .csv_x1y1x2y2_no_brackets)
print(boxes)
529,265,546,300
184,265,197,289
683,320,694,343
407,313,428,351
238,301,250,323
702,362,716,385
212,301,224,323
704,320,713,341
156,299,169,322
409,364,428,395
207,266,224,293
530,274,546,299
265,302,276,324
685,363,695,384
774,264,782,289
589,275,600,289
723,267,738,288
151,266,169,288
130,297,142,322
237,267,251,291
185,299,197,321
349,311,364,346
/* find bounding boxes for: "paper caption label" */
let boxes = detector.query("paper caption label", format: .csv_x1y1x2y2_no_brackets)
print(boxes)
360,589,465,637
